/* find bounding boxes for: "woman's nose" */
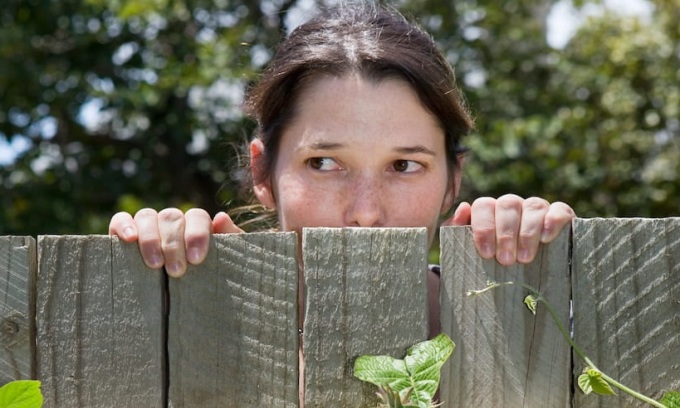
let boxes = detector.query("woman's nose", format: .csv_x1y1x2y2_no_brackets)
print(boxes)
344,175,385,227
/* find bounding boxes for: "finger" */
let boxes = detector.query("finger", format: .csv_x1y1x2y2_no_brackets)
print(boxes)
213,212,245,234
134,208,164,270
184,208,213,265
157,208,187,278
470,197,497,259
541,202,576,243
517,197,550,263
109,212,138,242
444,202,471,226
494,194,523,265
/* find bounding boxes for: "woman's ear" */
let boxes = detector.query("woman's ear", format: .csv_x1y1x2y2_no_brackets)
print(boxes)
250,139,276,209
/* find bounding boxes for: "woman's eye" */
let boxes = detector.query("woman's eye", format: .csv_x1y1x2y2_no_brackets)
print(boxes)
307,157,342,171
392,160,423,173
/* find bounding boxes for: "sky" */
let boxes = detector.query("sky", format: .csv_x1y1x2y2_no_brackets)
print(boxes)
0,0,654,168
547,0,653,48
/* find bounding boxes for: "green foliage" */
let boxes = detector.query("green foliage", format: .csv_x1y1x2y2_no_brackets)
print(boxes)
354,334,454,408
0,380,43,408
578,369,617,396
523,294,538,315
0,0,280,235
469,280,675,407
1,0,678,235
661,391,680,408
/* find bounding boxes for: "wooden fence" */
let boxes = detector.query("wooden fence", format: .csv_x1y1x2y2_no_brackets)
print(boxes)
1,218,678,407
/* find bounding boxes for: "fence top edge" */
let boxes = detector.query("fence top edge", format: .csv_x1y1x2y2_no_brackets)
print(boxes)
573,217,680,228
302,226,427,235
4,218,680,240
574,216,680,222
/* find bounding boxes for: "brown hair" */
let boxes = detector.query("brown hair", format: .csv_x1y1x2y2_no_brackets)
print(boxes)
235,4,473,226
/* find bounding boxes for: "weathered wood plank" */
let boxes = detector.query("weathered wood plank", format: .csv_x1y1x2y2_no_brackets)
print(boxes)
572,218,680,407
168,232,299,407
36,235,164,408
0,236,36,384
302,228,429,407
439,226,571,408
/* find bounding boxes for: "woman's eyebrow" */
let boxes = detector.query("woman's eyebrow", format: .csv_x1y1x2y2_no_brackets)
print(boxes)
296,142,345,152
393,145,437,156
296,143,437,155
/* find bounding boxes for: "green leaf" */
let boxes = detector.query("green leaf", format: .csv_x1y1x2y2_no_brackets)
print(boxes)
0,380,43,408
354,355,411,392
354,334,455,408
403,334,455,405
577,369,616,396
524,294,538,315
661,390,680,408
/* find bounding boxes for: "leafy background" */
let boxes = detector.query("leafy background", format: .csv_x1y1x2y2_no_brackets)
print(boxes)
1,0,678,236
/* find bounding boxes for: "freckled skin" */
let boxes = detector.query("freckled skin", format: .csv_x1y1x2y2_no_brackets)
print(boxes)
253,74,456,246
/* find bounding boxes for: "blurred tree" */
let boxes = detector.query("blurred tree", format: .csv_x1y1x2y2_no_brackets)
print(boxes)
0,0,293,234
1,0,677,236
438,0,679,217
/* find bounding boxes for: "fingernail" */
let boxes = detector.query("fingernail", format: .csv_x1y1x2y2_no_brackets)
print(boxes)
187,247,201,264
481,244,494,258
148,254,163,269
541,228,553,243
499,251,514,265
518,248,530,263
165,262,183,277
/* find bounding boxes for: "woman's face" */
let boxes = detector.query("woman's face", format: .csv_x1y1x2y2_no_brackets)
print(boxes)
252,74,458,245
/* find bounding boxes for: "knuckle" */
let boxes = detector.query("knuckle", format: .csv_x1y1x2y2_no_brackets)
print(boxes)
473,226,496,236
497,230,517,241
547,202,577,223
109,212,132,231
158,208,184,223
553,201,576,216
161,240,183,253
499,193,523,202
135,208,157,218
497,194,523,210
523,197,549,212
111,211,131,220
472,197,496,207
519,231,538,242
185,208,210,218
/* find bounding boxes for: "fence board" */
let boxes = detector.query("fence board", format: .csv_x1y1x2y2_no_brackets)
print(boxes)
36,236,165,408
439,226,571,408
2,218,679,407
302,228,429,407
168,232,299,407
0,236,36,384
572,218,680,407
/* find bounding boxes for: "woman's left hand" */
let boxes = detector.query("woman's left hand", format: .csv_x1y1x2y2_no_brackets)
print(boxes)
444,194,575,265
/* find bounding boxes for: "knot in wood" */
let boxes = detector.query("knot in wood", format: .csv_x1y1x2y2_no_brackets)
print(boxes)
1,312,26,348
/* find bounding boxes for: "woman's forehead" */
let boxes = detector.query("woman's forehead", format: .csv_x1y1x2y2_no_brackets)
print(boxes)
284,74,445,147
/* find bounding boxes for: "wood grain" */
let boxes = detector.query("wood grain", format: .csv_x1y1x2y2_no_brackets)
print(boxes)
35,235,164,408
0,236,36,384
439,226,571,408
572,218,680,407
2,218,679,407
302,228,429,408
167,232,299,407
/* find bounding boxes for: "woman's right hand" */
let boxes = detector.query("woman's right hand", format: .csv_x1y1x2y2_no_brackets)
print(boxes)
108,208,243,277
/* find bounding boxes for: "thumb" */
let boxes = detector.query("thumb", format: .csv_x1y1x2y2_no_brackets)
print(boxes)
442,202,471,226
213,212,245,234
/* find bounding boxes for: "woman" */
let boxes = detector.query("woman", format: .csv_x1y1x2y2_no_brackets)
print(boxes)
109,5,574,286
